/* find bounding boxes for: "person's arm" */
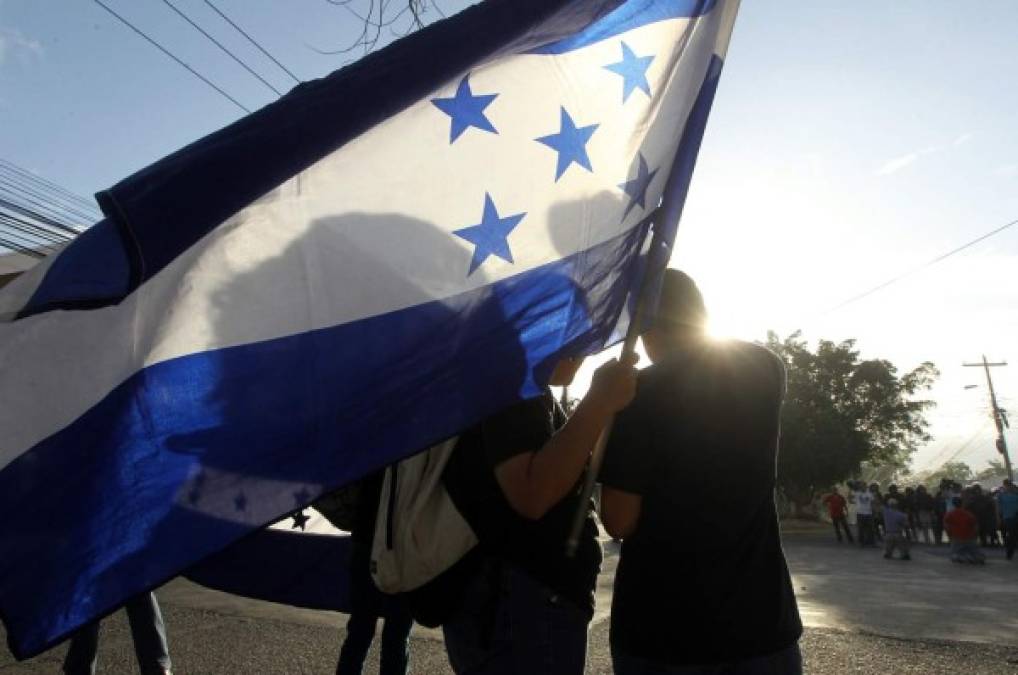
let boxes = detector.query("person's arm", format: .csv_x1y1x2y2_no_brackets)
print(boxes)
495,356,637,520
600,486,642,538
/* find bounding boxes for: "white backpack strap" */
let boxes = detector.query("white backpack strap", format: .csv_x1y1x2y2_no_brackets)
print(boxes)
370,436,476,593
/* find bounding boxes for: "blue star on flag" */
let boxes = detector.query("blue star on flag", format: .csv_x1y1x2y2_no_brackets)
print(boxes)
618,153,659,219
604,41,655,103
431,74,498,143
536,107,599,181
453,193,526,275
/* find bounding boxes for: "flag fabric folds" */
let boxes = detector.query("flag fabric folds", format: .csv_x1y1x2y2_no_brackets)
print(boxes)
184,511,358,614
0,0,739,658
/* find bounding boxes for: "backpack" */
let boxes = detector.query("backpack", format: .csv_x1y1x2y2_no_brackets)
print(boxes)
370,436,480,626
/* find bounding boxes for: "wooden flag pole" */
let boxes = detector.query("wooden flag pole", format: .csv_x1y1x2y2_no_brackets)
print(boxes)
565,262,657,557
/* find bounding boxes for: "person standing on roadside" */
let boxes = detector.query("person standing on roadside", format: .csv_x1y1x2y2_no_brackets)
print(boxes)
853,482,875,547
822,487,853,544
997,479,1018,561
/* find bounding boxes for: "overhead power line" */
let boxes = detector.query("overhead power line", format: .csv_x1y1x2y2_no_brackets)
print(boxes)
0,158,93,258
91,0,251,114
203,0,302,84
160,0,284,96
827,216,1018,313
0,175,97,225
0,160,100,215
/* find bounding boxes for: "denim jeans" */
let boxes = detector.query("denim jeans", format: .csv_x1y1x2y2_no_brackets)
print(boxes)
337,542,414,675
443,559,590,675
63,592,171,675
612,642,802,675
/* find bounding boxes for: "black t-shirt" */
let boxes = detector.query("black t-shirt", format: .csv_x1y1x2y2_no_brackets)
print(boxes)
600,340,802,665
443,390,602,615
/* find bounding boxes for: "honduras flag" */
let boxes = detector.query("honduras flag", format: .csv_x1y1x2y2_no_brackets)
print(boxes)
0,0,739,658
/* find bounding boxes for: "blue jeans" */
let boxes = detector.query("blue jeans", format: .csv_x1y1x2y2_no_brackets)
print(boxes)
612,643,802,675
443,559,590,675
63,592,171,675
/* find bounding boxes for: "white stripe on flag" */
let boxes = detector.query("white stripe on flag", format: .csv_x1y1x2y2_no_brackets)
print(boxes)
0,8,730,468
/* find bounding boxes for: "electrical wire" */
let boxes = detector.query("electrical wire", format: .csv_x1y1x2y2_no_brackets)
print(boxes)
0,159,91,257
91,0,251,114
160,0,283,96
202,0,301,84
826,216,1018,313
922,420,994,474
0,177,96,226
0,160,101,215
0,183,88,231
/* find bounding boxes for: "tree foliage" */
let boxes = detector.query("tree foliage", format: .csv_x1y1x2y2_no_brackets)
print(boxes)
974,458,1008,482
765,331,938,503
918,460,974,488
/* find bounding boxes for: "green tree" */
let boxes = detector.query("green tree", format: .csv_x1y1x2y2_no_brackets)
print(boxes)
974,458,1007,483
920,461,974,488
766,331,938,506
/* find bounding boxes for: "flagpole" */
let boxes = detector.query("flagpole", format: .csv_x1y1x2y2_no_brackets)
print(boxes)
565,254,659,557
563,2,741,555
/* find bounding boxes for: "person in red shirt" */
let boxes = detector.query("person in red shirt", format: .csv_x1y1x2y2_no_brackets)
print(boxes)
943,497,986,564
822,487,853,543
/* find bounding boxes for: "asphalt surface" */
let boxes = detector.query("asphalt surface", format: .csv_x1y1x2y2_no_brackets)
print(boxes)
3,526,1018,674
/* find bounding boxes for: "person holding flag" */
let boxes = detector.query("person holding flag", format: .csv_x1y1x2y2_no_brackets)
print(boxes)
442,352,638,673
600,270,803,675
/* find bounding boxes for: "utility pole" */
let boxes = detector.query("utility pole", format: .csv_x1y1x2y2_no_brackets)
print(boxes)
963,356,1012,482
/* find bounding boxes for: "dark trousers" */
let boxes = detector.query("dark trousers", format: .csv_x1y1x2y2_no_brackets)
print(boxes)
337,543,414,675
1004,517,1018,560
932,515,945,544
63,592,171,675
443,559,590,675
856,515,875,546
831,516,853,543
612,642,802,675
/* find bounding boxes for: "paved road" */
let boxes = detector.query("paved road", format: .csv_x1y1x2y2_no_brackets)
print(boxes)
785,527,1018,647
3,527,1017,673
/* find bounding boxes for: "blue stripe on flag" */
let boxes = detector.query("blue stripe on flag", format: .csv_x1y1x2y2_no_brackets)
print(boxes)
185,529,356,614
0,220,649,657
529,0,717,54
18,218,131,318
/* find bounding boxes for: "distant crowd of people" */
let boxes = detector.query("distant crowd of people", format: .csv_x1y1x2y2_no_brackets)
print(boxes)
821,478,1018,564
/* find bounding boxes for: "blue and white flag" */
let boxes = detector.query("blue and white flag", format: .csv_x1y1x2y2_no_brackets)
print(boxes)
0,0,738,658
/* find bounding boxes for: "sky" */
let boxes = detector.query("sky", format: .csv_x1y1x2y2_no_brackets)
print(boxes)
1,0,1016,477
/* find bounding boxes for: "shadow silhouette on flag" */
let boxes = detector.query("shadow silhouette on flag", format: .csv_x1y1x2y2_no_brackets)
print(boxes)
0,184,647,655
173,190,647,615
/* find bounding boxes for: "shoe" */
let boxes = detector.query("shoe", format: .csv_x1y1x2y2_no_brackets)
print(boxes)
902,555,911,561
883,554,891,559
